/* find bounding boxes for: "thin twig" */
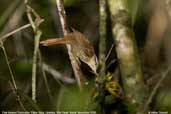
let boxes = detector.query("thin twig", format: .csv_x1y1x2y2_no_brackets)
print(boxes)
0,24,31,42
105,43,115,61
0,41,25,110
106,59,116,69
0,0,21,29
25,5,36,31
8,81,26,111
0,0,25,37
56,87,65,110
0,41,17,92
25,5,44,30
38,52,53,103
56,0,84,90
142,65,171,113
31,30,42,102
25,1,43,102
42,63,72,93
42,63,75,84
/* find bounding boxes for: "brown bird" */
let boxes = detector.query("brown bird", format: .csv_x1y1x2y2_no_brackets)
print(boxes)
40,29,98,73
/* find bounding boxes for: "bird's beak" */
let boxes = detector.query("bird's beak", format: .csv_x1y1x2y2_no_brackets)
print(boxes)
87,55,98,73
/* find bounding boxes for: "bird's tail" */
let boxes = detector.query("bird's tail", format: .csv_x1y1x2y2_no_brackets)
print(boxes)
40,38,72,46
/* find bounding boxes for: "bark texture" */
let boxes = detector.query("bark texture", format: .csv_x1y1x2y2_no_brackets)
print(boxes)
108,0,148,113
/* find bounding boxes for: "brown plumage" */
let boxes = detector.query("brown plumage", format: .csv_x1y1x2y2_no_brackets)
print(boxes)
40,30,98,73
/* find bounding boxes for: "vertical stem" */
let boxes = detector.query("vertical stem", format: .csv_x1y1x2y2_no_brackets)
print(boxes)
25,1,44,102
99,0,107,83
38,52,53,103
0,41,17,91
94,0,107,113
56,87,65,110
108,0,148,113
0,41,25,110
31,30,42,102
56,0,68,35
56,0,84,90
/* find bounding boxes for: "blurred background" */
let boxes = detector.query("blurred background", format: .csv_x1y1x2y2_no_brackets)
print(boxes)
0,0,171,113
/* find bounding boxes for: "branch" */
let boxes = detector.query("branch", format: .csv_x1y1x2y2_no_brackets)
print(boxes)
143,65,171,113
0,41,26,110
56,0,84,90
108,0,148,113
0,24,31,42
94,0,107,112
42,63,75,84
0,0,21,29
25,1,44,102
99,0,107,83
